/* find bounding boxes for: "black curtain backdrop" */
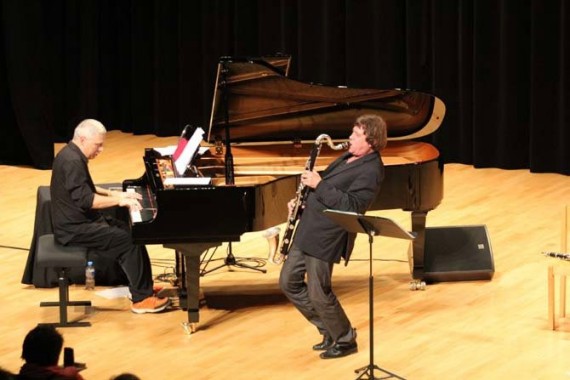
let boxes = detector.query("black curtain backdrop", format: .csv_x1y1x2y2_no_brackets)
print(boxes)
0,0,568,174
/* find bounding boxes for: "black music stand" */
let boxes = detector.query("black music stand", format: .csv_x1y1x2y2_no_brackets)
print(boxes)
324,210,415,380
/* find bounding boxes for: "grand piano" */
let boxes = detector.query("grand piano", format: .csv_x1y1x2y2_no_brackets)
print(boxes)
123,55,445,330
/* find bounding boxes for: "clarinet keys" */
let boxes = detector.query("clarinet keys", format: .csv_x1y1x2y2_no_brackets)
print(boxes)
543,252,570,261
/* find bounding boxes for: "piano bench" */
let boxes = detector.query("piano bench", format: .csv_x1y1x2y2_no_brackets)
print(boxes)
36,234,91,328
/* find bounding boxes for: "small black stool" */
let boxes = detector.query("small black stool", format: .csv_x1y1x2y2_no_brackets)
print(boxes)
36,234,91,327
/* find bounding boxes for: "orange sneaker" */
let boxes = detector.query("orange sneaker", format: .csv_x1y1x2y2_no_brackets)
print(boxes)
131,296,170,314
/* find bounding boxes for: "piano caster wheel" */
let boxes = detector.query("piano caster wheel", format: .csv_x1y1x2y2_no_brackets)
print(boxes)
409,280,426,291
181,322,197,335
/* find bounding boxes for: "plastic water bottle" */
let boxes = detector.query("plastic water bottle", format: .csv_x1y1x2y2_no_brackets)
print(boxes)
85,261,95,290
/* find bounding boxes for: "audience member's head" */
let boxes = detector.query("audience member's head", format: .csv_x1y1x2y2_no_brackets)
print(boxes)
21,325,64,366
112,374,141,380
0,367,16,380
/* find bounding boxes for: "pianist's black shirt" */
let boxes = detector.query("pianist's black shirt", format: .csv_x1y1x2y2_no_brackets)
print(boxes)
50,141,104,245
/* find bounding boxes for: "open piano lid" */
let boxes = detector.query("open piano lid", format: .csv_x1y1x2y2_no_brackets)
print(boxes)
208,55,446,145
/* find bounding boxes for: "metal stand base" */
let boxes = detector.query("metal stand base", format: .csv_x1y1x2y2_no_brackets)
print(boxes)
201,242,266,276
355,364,406,380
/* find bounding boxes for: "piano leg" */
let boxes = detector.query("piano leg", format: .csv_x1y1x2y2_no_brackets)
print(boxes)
409,211,428,280
175,251,187,309
164,242,222,333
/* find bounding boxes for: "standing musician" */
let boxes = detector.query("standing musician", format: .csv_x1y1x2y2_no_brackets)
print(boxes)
279,114,387,359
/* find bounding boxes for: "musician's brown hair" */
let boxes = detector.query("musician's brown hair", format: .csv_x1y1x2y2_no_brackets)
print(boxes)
355,114,387,151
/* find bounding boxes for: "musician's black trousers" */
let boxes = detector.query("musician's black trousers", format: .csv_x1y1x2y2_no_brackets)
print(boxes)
279,245,356,344
64,216,154,303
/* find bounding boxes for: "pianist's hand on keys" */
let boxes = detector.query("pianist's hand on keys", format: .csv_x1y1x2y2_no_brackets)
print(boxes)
123,187,144,223
107,188,144,222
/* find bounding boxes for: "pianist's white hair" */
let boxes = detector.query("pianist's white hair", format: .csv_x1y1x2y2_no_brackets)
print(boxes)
74,119,107,139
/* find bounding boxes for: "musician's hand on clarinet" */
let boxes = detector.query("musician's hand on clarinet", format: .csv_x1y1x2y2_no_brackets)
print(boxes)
287,198,296,218
301,170,321,189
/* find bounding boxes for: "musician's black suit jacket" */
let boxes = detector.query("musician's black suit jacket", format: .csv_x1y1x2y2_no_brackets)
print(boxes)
294,151,384,264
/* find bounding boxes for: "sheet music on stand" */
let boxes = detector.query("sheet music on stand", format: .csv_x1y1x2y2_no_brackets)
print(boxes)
153,126,212,186
173,126,205,176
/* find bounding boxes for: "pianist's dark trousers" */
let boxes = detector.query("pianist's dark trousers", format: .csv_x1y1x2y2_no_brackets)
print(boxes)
279,245,356,344
62,215,154,303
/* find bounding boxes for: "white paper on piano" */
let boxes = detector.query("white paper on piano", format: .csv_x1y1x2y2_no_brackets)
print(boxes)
95,286,131,300
152,145,177,156
163,177,212,186
174,126,205,176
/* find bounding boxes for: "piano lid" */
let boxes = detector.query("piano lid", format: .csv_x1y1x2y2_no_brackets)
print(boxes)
207,56,445,144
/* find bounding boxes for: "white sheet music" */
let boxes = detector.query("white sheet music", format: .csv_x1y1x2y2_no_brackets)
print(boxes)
174,127,205,176
163,177,211,186
153,145,176,156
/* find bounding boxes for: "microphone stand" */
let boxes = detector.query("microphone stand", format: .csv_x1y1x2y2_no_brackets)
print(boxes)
200,58,265,276
220,58,235,186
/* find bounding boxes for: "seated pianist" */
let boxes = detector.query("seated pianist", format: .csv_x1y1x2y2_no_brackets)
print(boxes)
50,119,170,314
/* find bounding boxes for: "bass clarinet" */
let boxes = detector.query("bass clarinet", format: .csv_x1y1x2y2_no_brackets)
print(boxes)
269,134,348,264
542,252,570,261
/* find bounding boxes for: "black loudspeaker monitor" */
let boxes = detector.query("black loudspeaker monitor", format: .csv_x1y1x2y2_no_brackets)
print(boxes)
422,225,494,282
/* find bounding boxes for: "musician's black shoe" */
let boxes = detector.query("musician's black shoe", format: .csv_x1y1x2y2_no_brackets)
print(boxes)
312,335,334,351
319,341,358,359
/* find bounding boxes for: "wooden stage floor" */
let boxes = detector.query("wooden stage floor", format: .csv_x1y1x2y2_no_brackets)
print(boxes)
0,131,569,379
